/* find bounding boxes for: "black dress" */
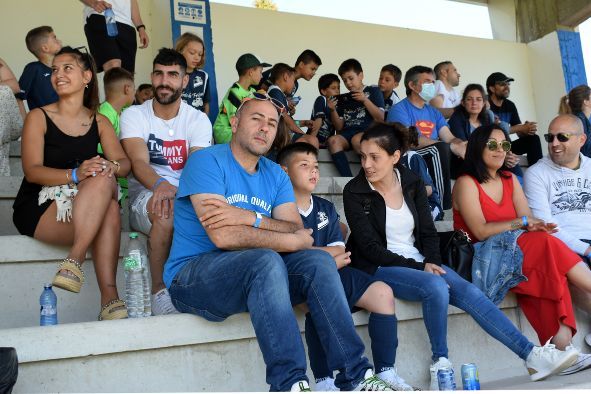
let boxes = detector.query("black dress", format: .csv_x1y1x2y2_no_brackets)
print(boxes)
13,109,100,236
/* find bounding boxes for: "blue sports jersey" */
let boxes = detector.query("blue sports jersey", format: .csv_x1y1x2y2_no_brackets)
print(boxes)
164,144,295,287
387,98,447,141
19,61,58,110
311,95,334,143
181,69,210,113
336,85,384,134
267,85,289,110
299,195,345,248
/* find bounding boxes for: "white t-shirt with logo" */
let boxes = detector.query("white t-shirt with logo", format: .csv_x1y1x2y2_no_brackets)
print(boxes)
434,80,460,109
120,99,213,201
83,0,133,26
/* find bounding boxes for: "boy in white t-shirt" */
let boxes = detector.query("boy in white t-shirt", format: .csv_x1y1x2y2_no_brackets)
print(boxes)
120,48,212,315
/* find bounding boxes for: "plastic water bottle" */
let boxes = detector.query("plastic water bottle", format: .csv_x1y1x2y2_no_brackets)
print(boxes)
104,8,118,37
123,233,151,317
40,284,57,326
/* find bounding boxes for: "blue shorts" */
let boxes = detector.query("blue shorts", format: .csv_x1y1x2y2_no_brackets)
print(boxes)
338,128,363,145
338,266,378,311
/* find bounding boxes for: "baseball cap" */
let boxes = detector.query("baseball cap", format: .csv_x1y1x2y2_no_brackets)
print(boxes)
486,72,515,87
235,53,271,74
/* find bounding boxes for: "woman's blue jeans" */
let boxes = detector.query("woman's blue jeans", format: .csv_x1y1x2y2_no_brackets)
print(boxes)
373,264,534,362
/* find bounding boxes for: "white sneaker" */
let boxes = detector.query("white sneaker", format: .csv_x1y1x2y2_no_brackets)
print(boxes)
291,380,311,392
559,345,591,375
525,339,578,381
151,288,180,316
353,369,394,391
585,333,591,348
315,377,339,391
429,357,453,391
377,368,413,391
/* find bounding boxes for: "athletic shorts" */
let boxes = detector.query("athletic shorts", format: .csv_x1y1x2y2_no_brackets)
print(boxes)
84,14,137,73
339,266,379,312
339,129,363,145
129,189,153,235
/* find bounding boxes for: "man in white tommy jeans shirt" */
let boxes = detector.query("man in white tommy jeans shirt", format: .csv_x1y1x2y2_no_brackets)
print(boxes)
121,48,212,315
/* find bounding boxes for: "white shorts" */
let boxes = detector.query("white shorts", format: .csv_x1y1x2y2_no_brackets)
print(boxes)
129,189,153,235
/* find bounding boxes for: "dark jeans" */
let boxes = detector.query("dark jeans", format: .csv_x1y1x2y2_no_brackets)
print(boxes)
169,248,372,391
0,348,18,394
511,134,543,166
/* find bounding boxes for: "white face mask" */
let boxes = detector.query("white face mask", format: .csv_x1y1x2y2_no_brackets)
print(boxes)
419,82,436,102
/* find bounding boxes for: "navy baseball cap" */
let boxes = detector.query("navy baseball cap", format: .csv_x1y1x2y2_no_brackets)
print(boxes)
486,72,515,87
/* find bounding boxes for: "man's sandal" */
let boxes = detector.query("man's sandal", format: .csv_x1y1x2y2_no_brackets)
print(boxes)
52,258,85,293
98,299,128,321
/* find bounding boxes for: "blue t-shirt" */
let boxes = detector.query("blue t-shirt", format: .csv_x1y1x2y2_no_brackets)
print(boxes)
267,85,289,110
181,69,210,113
310,95,334,143
163,144,295,287
19,61,58,110
299,195,345,248
387,98,447,140
337,85,384,134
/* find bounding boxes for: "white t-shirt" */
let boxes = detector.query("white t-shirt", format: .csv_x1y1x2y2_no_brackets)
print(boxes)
434,80,460,109
83,0,133,26
385,199,425,263
120,99,213,200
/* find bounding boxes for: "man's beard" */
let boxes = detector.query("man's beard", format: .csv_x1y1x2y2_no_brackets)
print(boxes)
155,85,182,105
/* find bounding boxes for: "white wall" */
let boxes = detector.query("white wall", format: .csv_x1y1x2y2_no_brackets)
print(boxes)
0,0,564,137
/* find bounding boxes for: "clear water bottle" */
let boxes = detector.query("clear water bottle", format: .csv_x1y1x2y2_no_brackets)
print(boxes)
40,284,57,326
104,8,118,37
124,233,151,317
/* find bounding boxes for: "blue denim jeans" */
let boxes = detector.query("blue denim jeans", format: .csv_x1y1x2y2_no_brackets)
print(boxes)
374,264,534,362
169,248,371,391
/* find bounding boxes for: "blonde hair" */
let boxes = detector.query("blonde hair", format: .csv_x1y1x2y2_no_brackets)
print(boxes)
559,85,591,115
174,32,206,69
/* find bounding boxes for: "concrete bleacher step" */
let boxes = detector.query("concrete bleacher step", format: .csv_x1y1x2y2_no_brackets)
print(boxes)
1,234,590,391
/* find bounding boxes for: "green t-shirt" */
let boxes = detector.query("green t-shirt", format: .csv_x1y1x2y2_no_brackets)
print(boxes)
97,101,120,154
213,82,255,144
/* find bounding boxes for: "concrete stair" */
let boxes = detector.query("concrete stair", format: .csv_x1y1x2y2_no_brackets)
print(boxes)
1,234,590,391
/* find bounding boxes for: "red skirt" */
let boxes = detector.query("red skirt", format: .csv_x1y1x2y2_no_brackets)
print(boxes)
511,232,582,344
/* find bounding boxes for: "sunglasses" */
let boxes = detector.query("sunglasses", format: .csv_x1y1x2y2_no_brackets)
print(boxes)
239,92,286,115
543,133,579,143
486,139,511,152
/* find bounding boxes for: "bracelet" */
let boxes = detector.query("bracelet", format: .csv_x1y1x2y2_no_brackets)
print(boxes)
66,169,70,183
152,177,166,191
109,160,121,175
295,120,300,127
135,24,145,32
253,211,262,228
522,216,528,227
72,168,79,184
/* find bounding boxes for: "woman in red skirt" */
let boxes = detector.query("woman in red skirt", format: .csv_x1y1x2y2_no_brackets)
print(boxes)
453,124,591,374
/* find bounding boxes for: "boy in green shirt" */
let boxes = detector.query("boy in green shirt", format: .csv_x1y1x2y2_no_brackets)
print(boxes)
98,67,135,202
213,53,270,143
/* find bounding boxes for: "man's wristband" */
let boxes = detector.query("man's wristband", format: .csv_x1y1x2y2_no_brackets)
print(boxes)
522,216,528,227
136,24,146,32
152,177,166,191
253,211,262,228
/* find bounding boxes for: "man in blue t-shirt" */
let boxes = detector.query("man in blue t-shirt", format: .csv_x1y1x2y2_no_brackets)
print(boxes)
328,59,385,177
387,65,465,210
163,97,384,392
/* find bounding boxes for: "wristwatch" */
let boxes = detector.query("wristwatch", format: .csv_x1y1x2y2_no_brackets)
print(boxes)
253,211,263,228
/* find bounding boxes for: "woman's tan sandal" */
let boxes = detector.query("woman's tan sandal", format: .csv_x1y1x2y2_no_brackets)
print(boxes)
98,299,128,321
52,258,85,293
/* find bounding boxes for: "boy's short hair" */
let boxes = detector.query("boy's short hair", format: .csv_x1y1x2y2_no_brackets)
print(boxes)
276,142,319,167
404,65,434,96
381,64,402,83
338,59,363,76
25,26,53,55
137,83,152,92
318,73,340,93
269,63,295,84
153,47,187,73
295,49,322,67
433,61,452,80
103,67,134,93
